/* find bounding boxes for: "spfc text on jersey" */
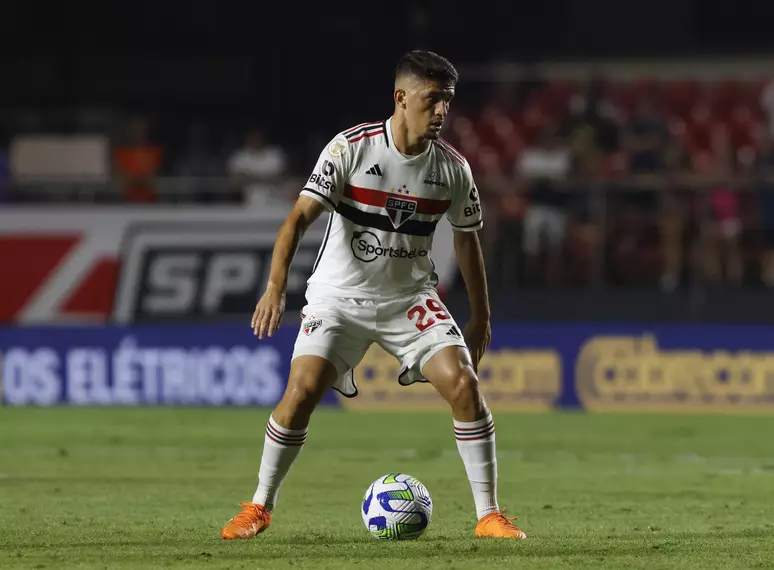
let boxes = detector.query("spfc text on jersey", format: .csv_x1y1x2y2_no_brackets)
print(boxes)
385,196,418,229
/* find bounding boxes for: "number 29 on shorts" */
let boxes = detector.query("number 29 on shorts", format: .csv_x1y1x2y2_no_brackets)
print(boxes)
407,298,450,332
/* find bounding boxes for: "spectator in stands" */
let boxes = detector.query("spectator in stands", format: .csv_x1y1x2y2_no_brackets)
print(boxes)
623,94,670,175
564,80,622,285
754,134,774,287
227,128,288,207
112,115,163,203
565,76,622,170
620,94,683,290
516,120,572,285
701,150,743,286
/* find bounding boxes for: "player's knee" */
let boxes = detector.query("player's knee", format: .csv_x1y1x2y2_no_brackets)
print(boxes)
284,376,321,410
284,383,317,409
445,369,485,417
277,366,329,422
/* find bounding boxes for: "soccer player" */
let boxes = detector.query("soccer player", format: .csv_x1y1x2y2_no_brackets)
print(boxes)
221,50,527,540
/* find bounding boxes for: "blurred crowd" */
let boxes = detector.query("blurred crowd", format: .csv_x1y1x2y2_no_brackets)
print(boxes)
445,75,774,291
0,115,300,209
4,74,774,291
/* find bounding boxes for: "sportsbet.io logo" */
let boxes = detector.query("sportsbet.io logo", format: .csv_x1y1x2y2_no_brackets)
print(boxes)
351,231,428,263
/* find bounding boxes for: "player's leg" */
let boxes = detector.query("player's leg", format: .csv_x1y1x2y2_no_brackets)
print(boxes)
221,355,339,540
222,303,371,540
251,355,339,507
379,291,525,539
422,346,526,539
421,345,496,520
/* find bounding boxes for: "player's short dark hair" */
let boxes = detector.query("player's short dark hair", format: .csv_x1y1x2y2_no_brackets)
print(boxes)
395,50,458,87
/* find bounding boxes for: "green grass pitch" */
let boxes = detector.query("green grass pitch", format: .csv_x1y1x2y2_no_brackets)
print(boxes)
1,408,773,569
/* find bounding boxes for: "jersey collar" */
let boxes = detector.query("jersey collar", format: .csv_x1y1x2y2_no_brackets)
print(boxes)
385,116,432,164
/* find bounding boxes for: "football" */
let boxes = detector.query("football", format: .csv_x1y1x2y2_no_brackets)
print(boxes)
361,473,433,540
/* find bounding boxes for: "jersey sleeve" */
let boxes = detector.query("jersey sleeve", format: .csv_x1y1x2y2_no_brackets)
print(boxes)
300,134,351,212
445,163,483,232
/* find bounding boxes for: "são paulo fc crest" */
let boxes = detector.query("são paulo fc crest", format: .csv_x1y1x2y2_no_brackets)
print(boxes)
302,316,322,336
385,195,417,229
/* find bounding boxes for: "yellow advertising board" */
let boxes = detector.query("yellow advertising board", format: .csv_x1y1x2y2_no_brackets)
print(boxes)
576,334,774,412
339,344,562,411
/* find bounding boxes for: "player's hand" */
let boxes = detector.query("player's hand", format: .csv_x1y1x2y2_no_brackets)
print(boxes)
251,285,286,339
463,317,491,373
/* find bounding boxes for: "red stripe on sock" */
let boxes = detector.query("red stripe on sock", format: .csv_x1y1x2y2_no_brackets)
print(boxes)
454,420,494,432
266,423,307,446
455,426,496,441
267,422,306,441
265,429,306,447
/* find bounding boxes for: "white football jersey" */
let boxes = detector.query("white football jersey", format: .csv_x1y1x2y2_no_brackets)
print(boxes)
300,116,483,300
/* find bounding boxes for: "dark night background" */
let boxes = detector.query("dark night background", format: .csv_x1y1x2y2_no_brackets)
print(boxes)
2,0,771,124
3,0,774,322
2,0,770,140
1,1,770,162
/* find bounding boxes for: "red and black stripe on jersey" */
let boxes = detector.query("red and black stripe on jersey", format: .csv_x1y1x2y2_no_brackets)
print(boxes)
335,184,449,237
344,121,386,144
344,184,450,214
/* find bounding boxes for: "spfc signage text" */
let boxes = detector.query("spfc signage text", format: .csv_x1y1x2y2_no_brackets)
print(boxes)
113,223,325,323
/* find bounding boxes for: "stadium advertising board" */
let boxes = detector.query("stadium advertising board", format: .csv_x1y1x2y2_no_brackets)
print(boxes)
2,323,773,412
112,224,324,323
0,325,337,407
0,205,458,324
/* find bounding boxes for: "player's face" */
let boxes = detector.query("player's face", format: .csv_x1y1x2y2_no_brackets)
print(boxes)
406,80,455,141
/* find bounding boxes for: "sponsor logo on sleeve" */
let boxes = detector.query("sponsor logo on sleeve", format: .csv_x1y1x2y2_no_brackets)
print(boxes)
307,159,336,192
464,203,481,217
328,136,348,157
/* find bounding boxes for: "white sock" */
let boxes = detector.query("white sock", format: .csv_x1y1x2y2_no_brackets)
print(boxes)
252,416,307,511
454,413,499,520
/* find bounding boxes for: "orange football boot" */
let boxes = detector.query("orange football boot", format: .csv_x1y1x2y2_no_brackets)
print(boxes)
221,502,272,540
475,510,527,539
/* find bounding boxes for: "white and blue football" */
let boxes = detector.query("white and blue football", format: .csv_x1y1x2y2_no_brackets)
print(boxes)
361,473,433,540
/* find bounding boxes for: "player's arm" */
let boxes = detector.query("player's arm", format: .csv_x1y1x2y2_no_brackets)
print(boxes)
270,195,327,290
453,229,491,370
252,135,349,339
453,230,491,322
446,171,489,369
252,195,326,339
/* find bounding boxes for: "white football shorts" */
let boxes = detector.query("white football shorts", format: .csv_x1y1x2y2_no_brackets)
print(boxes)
291,290,468,397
